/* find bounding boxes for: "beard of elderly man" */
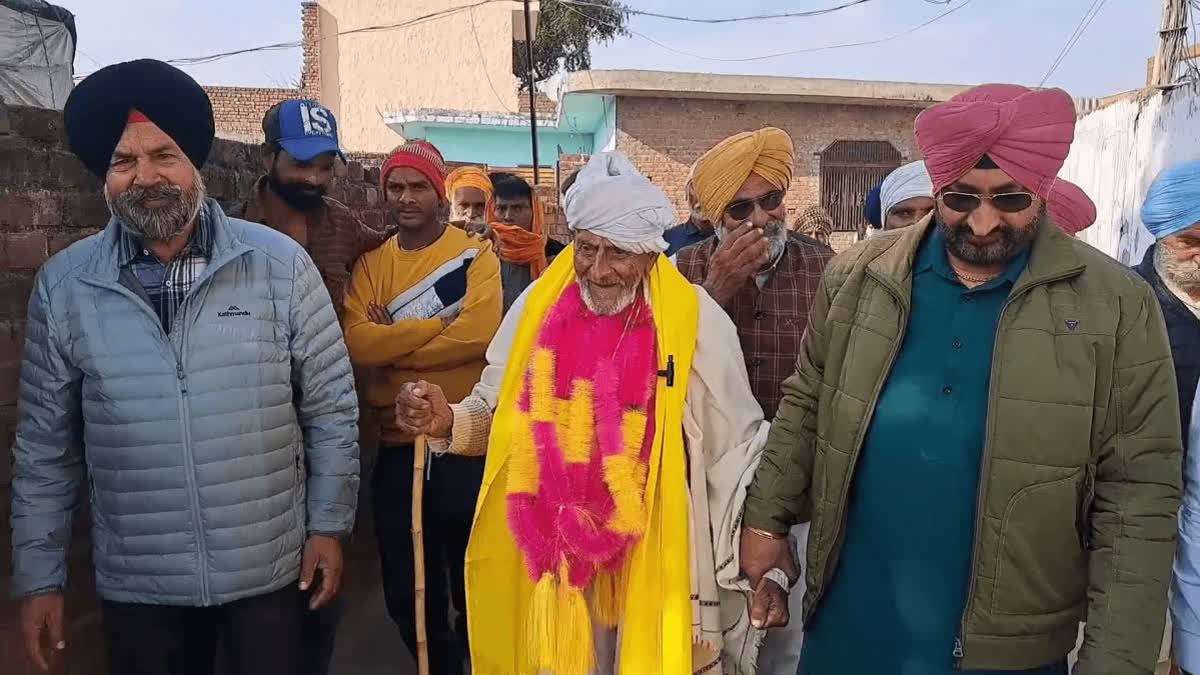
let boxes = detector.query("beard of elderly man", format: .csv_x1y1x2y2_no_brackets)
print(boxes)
573,230,658,315
1156,226,1200,295
702,171,788,308
104,120,207,256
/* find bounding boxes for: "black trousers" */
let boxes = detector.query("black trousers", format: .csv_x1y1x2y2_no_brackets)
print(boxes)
101,584,302,675
298,593,344,675
374,445,484,675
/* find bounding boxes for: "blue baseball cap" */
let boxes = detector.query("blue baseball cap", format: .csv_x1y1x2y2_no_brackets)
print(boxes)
263,99,345,162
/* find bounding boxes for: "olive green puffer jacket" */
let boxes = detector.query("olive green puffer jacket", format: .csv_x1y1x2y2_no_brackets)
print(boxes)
743,217,1182,674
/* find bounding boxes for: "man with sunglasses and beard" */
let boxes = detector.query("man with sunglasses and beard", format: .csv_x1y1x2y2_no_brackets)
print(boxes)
12,60,360,675
677,128,833,421
676,128,832,675
738,84,1182,675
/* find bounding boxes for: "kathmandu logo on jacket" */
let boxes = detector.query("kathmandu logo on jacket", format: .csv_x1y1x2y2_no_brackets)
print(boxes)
218,304,251,318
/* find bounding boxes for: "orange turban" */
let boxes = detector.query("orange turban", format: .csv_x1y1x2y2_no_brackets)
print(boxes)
692,127,795,223
446,165,496,224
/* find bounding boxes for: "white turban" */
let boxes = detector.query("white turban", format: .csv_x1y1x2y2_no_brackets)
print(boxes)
880,160,934,223
564,152,673,254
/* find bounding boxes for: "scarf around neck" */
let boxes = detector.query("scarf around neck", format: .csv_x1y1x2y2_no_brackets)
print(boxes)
465,247,700,675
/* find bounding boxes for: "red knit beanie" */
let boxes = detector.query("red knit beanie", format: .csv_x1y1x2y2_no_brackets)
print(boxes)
381,140,447,198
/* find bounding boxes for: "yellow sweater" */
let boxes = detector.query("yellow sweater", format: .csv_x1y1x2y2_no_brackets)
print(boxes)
343,226,502,445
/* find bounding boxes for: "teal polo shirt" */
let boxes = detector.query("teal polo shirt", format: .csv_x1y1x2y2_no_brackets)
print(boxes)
798,226,1063,674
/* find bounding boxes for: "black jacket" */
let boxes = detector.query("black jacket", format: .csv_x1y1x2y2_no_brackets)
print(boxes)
1137,243,1200,449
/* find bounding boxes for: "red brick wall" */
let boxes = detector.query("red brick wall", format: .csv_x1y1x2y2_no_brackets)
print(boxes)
614,96,926,224
301,1,321,100
0,101,388,674
205,86,300,144
202,4,321,145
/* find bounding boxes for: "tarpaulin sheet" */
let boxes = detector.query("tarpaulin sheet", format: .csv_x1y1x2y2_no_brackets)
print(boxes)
0,0,75,109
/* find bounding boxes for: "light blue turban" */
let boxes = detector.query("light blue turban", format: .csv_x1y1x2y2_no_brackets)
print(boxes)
880,161,933,224
1142,161,1200,240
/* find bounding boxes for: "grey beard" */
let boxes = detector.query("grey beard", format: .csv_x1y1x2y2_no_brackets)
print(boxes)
716,219,788,270
763,220,787,266
580,280,640,316
1155,242,1200,291
106,167,206,242
936,206,1044,266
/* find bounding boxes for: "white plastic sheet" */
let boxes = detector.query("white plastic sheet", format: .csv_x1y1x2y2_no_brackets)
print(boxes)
1060,86,1200,265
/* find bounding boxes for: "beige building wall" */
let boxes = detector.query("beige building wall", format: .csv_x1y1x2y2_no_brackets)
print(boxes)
316,0,523,152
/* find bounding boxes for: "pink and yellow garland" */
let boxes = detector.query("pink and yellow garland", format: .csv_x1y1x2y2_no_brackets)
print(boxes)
505,282,658,674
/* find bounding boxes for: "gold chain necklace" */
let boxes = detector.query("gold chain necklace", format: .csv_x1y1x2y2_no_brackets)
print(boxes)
949,261,1000,285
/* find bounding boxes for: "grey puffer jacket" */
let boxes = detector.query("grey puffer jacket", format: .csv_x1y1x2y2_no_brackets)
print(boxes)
10,201,360,606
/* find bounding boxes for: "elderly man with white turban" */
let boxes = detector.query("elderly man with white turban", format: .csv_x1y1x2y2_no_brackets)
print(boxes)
879,160,935,231
395,152,772,675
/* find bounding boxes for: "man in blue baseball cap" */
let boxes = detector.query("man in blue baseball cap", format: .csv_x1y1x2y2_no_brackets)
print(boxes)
229,100,387,675
232,100,387,319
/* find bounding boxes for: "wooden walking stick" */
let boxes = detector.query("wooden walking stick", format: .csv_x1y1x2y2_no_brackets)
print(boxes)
412,435,430,675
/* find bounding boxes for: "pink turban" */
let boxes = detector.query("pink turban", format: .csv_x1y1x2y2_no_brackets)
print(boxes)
915,84,1096,234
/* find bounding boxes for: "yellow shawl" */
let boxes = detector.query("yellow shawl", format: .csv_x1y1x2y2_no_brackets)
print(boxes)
465,246,699,674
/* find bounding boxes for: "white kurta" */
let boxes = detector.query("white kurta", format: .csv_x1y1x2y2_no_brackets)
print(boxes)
430,281,771,674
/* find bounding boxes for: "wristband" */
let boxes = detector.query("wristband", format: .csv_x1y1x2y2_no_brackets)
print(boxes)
762,567,792,593
746,526,787,541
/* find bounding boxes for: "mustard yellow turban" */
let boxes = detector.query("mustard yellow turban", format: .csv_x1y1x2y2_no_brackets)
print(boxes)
692,127,795,222
445,165,494,201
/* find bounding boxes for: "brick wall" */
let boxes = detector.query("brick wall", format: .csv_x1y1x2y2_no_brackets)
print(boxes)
205,86,300,144
614,96,926,225
204,3,321,145
517,90,557,118
0,101,389,674
301,1,321,100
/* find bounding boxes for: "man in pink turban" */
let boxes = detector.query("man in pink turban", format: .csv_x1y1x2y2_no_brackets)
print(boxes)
740,83,1180,675
916,83,1096,234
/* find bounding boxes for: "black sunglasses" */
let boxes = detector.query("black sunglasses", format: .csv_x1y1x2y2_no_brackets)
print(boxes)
941,191,1035,214
725,190,786,221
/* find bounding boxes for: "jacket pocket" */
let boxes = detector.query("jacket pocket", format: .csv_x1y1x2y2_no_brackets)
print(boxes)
991,471,1088,615
1078,463,1096,550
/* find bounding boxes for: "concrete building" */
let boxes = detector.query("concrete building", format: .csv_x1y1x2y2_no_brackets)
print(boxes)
205,2,971,238
554,70,969,231
206,0,549,154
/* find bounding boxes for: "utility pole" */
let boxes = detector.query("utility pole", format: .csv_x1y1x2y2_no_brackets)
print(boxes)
523,0,540,184
1152,0,1189,87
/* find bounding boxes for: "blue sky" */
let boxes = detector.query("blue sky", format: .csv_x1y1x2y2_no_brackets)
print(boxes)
67,0,1161,99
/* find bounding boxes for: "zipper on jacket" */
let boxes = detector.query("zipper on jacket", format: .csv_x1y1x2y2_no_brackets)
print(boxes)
172,302,211,606
805,268,909,624
168,241,247,606
954,269,1081,668
82,240,251,607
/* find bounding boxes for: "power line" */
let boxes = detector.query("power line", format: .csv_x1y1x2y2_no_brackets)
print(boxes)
558,0,876,24
1039,0,1110,86
469,5,517,113
74,0,505,79
561,0,978,63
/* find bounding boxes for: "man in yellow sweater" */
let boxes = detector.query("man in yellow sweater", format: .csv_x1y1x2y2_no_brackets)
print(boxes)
342,140,502,675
